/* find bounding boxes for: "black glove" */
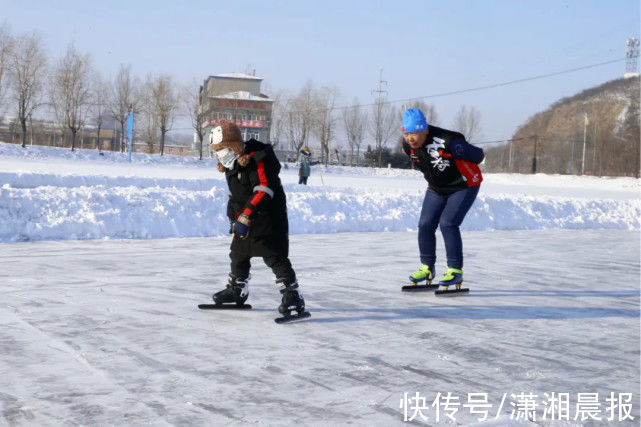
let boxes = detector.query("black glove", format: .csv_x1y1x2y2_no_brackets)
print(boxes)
232,214,251,240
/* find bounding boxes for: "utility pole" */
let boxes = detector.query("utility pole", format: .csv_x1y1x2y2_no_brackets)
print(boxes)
569,135,575,174
581,113,588,175
591,121,597,174
372,69,388,167
531,135,538,174
508,140,514,172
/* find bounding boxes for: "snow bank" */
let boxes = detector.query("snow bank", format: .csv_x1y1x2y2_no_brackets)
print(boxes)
0,142,639,242
0,176,638,243
0,140,218,168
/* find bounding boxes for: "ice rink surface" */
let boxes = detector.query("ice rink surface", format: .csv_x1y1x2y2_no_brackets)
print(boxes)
1,230,639,425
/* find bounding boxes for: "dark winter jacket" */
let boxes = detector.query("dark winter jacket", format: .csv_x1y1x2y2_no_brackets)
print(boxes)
224,139,289,257
402,126,484,195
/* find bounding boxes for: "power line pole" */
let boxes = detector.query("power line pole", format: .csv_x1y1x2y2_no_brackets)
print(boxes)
372,69,388,167
592,121,597,174
581,113,588,175
570,134,575,174
531,135,538,174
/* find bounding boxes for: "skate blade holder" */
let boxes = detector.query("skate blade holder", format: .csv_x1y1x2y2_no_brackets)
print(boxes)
435,283,469,296
198,303,252,309
275,311,311,324
402,281,439,292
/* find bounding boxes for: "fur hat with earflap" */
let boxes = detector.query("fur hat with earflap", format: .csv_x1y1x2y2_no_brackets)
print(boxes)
209,120,250,172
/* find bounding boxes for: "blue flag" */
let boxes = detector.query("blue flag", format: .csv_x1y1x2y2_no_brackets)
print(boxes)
126,109,134,162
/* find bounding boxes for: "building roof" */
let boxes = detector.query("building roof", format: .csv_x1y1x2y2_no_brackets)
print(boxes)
211,91,273,102
213,72,263,80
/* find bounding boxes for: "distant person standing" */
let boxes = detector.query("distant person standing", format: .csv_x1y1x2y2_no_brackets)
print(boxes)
297,146,313,185
401,109,484,293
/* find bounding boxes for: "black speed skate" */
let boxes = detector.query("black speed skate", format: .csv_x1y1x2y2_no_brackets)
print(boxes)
278,282,304,314
275,281,310,323
208,275,251,309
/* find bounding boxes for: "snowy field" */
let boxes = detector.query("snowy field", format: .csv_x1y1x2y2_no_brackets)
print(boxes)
0,143,640,425
0,142,639,242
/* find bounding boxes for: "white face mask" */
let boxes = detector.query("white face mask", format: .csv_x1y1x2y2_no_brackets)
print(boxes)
215,147,239,169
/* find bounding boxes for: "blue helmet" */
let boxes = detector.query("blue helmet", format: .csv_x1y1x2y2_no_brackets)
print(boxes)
402,109,428,133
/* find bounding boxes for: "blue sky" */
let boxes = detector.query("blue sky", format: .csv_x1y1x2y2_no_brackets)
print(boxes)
2,0,639,142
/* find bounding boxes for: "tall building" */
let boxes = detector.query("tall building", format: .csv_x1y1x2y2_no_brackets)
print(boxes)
199,72,273,156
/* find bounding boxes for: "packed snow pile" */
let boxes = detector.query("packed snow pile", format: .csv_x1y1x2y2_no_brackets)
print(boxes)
0,142,639,242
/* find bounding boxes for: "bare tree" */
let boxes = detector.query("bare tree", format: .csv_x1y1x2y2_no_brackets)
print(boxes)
343,98,367,166
151,74,177,156
50,43,92,151
138,74,157,153
369,98,398,167
268,88,287,148
422,104,440,126
314,86,339,165
91,72,109,151
286,80,315,152
0,24,13,114
9,31,47,148
110,64,137,152
452,105,482,141
183,79,206,159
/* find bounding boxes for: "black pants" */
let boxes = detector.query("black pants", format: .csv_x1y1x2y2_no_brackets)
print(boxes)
229,240,297,286
298,175,308,185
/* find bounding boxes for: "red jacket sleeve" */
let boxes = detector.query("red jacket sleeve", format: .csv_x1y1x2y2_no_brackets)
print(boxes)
240,151,276,219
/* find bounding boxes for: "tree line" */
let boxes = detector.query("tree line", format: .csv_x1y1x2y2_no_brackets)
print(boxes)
0,26,483,166
271,83,482,168
483,77,640,177
0,27,204,156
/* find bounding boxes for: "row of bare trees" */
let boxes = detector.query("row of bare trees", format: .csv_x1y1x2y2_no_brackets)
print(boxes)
483,76,640,177
0,27,185,155
0,26,483,164
273,81,402,167
0,29,47,148
484,118,640,177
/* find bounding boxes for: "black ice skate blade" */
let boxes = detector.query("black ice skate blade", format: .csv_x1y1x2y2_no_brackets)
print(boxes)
274,311,311,324
198,303,252,310
402,284,439,292
434,288,469,296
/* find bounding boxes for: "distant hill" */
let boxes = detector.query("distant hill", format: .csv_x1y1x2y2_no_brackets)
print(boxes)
485,76,640,177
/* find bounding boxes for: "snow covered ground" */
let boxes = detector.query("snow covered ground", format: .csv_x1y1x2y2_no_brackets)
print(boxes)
0,143,639,425
0,142,639,243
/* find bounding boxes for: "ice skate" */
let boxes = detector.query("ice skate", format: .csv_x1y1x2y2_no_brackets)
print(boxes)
435,267,469,296
275,281,310,323
278,281,305,315
211,275,251,307
402,264,438,291
409,264,434,284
